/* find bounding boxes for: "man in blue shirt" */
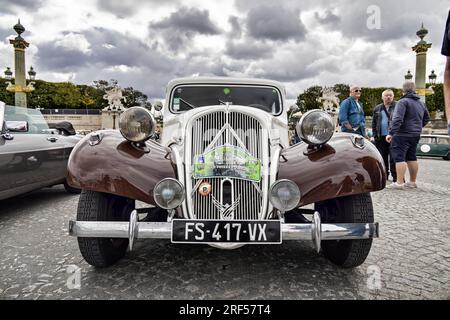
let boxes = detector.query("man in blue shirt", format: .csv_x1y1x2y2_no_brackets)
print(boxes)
371,89,397,181
339,85,366,137
442,10,450,137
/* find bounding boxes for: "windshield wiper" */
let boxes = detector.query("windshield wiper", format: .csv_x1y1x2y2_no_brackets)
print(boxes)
218,100,232,105
179,98,196,109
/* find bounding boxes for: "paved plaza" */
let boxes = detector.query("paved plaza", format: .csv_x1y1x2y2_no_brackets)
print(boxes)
0,158,449,300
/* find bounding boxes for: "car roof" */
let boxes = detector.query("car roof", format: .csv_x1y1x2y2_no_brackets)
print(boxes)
420,134,450,138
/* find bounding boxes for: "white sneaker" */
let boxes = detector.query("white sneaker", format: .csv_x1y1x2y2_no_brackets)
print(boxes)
386,182,406,190
404,182,417,188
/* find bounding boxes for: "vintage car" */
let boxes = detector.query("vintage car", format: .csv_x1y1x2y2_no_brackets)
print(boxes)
416,134,450,160
0,101,82,200
67,77,385,268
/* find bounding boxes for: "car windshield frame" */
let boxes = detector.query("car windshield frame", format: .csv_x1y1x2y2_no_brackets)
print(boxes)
4,105,50,134
168,84,283,115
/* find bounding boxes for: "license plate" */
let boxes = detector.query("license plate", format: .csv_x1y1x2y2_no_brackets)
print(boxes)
171,220,281,244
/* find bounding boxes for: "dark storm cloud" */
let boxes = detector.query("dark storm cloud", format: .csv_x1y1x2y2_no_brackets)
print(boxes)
36,28,174,73
228,16,242,39
36,45,88,71
0,0,45,14
246,5,307,41
0,27,14,42
315,0,448,45
96,0,178,18
225,40,274,60
151,7,221,35
149,7,221,52
314,9,340,26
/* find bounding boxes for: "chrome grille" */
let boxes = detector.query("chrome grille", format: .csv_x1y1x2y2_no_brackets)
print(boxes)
189,111,265,220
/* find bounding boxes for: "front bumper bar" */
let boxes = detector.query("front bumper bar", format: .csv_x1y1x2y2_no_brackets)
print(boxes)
69,211,379,253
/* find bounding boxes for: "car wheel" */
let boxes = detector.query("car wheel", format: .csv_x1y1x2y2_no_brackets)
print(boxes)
77,190,135,268
314,193,374,268
443,153,450,160
63,180,81,194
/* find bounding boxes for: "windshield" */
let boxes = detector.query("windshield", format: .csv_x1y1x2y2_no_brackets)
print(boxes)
170,85,282,114
4,105,49,134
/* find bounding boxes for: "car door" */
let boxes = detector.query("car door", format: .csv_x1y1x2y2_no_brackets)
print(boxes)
417,136,432,156
0,106,67,200
436,137,450,158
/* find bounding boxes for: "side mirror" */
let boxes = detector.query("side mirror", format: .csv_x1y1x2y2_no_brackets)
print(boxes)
6,121,28,132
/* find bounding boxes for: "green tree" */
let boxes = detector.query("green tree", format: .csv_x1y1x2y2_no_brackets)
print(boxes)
425,83,444,119
296,85,322,112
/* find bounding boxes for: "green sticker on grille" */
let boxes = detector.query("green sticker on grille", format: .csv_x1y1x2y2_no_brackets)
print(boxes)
193,145,261,182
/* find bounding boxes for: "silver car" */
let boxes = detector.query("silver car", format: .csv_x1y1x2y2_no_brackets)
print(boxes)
0,101,82,200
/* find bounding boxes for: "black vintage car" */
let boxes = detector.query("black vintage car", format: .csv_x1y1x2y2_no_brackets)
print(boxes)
0,101,82,200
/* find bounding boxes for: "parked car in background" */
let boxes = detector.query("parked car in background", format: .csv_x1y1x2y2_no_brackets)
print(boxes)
0,101,83,200
416,134,450,160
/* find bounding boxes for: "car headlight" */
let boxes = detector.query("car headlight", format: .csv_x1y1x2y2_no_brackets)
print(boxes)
269,179,301,212
296,110,334,145
153,178,185,210
119,107,155,142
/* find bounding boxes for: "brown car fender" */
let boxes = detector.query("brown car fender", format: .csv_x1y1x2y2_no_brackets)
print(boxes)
277,133,386,207
67,130,177,204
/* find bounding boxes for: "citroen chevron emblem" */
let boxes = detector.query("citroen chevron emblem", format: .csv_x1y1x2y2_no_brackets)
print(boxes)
211,194,241,219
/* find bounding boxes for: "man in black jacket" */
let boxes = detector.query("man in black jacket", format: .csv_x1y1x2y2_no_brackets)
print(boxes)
372,89,397,181
386,82,430,189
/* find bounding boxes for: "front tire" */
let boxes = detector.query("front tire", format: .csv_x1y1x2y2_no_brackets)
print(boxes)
76,190,135,267
315,193,374,268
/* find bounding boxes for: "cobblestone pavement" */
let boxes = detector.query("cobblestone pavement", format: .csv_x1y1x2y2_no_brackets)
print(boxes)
0,158,449,300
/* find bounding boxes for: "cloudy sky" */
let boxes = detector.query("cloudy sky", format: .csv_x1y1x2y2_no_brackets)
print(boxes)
0,0,448,101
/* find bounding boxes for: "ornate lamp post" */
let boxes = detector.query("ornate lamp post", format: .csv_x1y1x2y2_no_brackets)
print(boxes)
428,70,437,85
4,20,36,107
411,23,432,102
404,70,413,81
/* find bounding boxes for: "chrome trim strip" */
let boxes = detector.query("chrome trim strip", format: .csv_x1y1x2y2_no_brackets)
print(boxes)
69,220,379,249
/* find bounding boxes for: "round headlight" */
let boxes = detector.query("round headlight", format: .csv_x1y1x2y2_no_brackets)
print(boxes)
269,179,301,212
296,110,334,145
153,178,185,210
119,107,155,142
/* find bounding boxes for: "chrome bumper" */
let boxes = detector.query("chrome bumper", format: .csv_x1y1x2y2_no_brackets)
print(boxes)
69,211,379,253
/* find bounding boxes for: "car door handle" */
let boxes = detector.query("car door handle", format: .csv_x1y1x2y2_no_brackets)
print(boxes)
47,137,58,142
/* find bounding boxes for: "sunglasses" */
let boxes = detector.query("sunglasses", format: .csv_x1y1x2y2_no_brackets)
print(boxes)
353,89,361,92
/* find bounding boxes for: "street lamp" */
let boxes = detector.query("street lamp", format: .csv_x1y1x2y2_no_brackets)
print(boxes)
405,70,413,81
105,106,123,130
428,70,437,85
4,67,12,80
28,66,36,81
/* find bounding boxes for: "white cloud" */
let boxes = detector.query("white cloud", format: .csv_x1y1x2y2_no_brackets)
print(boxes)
55,33,91,54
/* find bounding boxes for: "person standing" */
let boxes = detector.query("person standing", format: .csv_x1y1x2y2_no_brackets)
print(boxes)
338,85,366,137
371,89,397,182
442,10,450,137
386,82,430,189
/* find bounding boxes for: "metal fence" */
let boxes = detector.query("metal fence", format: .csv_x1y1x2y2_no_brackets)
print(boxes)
39,109,101,115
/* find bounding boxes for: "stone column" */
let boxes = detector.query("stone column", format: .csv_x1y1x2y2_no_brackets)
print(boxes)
9,20,30,107
412,24,432,103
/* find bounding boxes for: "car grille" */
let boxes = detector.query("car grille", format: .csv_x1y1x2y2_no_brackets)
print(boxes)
188,111,265,220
